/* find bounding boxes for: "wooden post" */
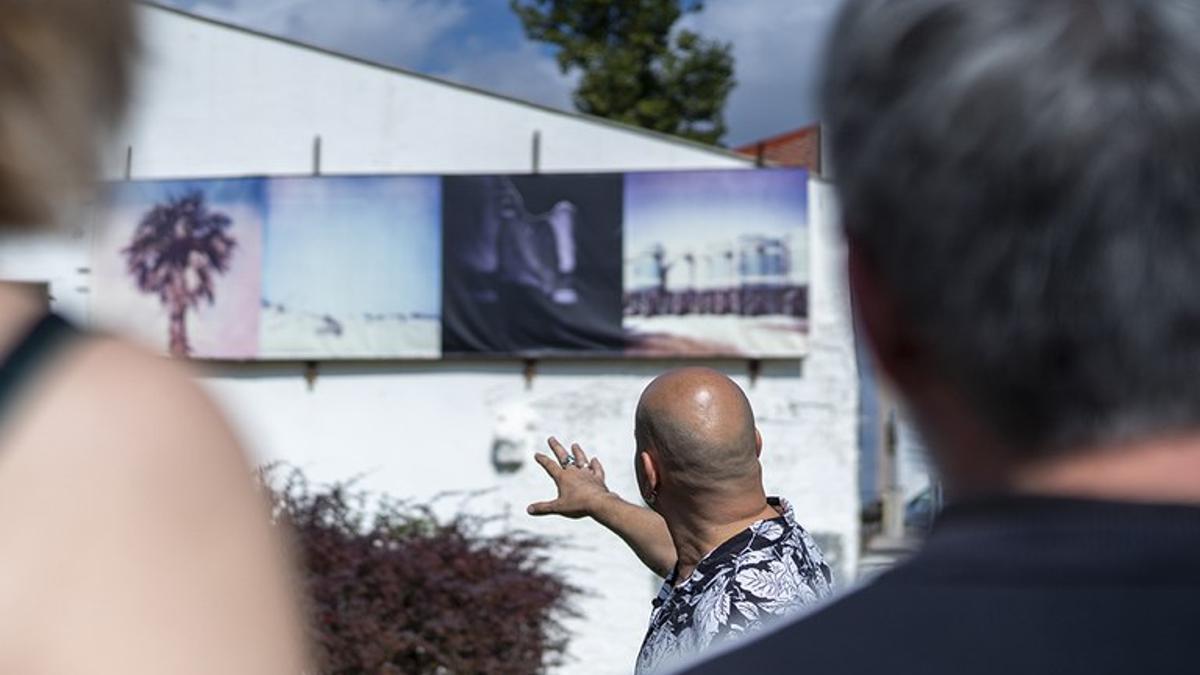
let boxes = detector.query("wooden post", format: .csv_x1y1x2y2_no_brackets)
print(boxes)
312,135,323,176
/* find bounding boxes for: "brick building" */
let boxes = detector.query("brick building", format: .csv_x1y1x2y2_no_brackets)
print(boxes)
735,124,822,172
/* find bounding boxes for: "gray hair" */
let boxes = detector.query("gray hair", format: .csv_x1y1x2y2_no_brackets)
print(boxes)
823,0,1200,455
0,0,136,228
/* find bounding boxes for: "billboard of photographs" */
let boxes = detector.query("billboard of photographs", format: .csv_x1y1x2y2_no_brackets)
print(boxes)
93,175,442,360
91,169,808,360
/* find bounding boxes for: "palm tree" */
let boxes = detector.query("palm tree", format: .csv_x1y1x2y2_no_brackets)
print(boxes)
123,191,237,356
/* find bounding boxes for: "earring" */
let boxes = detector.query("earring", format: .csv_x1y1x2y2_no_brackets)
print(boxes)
645,490,657,505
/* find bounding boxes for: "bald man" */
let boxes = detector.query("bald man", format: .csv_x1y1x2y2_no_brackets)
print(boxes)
529,367,832,673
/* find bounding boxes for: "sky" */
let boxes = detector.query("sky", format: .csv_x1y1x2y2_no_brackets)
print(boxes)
263,176,442,316
155,0,846,147
624,169,808,257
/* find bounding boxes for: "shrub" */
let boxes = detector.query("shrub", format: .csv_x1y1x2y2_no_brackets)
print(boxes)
262,467,578,674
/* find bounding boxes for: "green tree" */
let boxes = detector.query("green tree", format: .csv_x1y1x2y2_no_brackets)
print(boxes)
512,0,736,145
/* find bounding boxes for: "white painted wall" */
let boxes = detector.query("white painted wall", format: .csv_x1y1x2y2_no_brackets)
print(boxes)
107,5,752,180
0,6,860,674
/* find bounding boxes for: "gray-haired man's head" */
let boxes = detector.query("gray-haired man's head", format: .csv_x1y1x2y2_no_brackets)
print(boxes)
824,0,1200,460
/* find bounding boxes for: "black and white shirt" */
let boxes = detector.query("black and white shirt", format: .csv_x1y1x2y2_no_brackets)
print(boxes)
635,497,833,674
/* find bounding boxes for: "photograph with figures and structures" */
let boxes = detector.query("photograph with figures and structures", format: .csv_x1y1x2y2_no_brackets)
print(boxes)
441,174,625,355
258,175,442,359
623,169,810,357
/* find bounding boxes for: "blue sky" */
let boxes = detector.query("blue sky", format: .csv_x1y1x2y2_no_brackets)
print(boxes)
108,175,266,210
625,169,808,252
155,0,845,147
262,176,441,316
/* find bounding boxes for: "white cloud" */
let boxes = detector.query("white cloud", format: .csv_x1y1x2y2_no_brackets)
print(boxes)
435,39,577,113
167,0,574,111
182,0,470,66
684,0,846,145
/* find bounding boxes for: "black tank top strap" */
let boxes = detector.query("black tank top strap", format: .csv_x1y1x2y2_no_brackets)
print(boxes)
0,314,80,427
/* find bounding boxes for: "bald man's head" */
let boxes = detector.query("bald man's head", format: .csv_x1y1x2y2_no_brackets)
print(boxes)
635,368,761,493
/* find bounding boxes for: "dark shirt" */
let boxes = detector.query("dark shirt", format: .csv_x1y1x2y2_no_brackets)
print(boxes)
0,314,76,426
677,496,1200,674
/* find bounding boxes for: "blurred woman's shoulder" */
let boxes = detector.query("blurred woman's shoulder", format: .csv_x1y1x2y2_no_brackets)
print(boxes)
0,334,308,674
1,334,244,476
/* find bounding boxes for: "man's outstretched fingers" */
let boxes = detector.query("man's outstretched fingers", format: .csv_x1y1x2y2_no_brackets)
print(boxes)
547,437,570,465
571,443,588,467
590,457,606,481
533,452,562,478
527,500,561,516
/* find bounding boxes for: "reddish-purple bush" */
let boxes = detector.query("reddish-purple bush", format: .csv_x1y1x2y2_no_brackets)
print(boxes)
262,468,578,674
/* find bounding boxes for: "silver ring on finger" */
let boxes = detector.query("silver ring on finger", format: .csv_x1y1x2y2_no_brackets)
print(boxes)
561,454,577,468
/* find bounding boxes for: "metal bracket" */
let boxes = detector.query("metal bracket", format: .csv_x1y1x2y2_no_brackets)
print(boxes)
531,130,541,175
304,360,319,391
523,358,538,390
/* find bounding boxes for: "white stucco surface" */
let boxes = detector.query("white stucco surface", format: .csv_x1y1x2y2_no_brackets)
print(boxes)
107,5,751,180
0,6,860,673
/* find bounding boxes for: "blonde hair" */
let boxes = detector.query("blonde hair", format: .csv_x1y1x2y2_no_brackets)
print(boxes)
0,0,135,228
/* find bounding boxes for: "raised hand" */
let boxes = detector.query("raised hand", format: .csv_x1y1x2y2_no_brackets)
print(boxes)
527,437,612,519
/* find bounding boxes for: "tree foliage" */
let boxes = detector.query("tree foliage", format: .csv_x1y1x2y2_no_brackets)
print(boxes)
512,0,736,145
122,191,236,356
262,467,578,674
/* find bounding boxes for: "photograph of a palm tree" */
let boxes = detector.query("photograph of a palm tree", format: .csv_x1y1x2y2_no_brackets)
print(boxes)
623,169,810,358
93,178,264,359
259,176,442,359
441,175,625,355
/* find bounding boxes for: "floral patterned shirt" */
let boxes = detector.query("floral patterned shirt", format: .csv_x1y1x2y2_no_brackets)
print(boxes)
634,497,833,674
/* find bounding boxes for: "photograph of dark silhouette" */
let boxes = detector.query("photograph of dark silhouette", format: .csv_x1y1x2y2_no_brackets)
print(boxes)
623,169,809,357
441,174,625,355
